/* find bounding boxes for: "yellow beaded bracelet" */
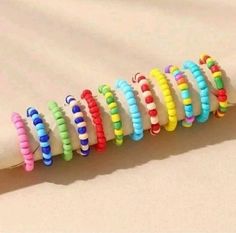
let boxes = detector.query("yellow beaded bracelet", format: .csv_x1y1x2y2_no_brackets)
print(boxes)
150,68,178,131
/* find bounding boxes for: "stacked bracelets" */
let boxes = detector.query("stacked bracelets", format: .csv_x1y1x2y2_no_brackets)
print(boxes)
199,54,228,118
11,54,230,171
48,101,73,161
166,65,195,128
132,73,160,135
27,107,53,166
116,79,144,141
183,61,210,123
81,89,106,152
150,68,178,131
98,84,124,146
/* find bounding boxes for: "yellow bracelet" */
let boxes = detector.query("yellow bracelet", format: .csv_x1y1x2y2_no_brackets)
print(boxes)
150,68,178,131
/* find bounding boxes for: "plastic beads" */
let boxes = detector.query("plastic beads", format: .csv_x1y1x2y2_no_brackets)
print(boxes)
150,68,178,131
27,107,53,166
98,85,124,146
199,54,228,118
132,73,160,135
183,61,210,123
48,101,73,161
116,79,144,141
65,95,90,156
165,65,195,128
11,112,34,171
81,89,106,152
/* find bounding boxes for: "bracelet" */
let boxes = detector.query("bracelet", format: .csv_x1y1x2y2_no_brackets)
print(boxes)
150,68,178,131
48,101,73,161
81,89,106,152
165,65,195,128
183,61,210,123
115,79,144,141
27,107,53,166
132,73,161,135
98,85,124,146
11,112,34,171
199,54,228,118
65,95,90,156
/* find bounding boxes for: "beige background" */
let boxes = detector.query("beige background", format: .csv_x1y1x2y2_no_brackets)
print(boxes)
0,1,236,232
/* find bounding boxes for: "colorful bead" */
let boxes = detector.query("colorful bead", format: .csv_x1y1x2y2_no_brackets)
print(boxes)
27,107,52,166
65,95,90,156
199,54,228,117
150,68,178,131
81,89,106,152
98,84,124,146
11,112,34,171
132,73,160,135
116,79,144,141
165,65,195,127
183,61,210,123
48,101,73,161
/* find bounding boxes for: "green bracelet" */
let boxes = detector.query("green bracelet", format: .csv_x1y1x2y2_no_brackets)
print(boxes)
48,101,73,161
98,84,124,146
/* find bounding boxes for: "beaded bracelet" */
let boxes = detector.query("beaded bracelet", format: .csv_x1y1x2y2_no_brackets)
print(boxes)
98,85,124,146
65,95,90,156
11,112,34,171
27,107,53,166
81,89,106,152
115,79,144,141
165,65,195,128
150,68,178,131
199,54,228,118
48,101,73,161
183,61,210,123
132,73,161,135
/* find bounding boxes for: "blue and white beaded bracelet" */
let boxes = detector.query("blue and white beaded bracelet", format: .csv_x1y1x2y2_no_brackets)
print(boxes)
115,79,144,141
27,107,53,166
183,61,210,123
65,95,90,156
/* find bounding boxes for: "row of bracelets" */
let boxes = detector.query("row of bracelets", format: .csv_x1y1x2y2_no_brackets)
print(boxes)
11,55,229,171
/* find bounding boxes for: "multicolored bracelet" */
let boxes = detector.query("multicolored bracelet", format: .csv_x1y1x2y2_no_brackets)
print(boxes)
132,73,160,135
199,54,228,118
98,85,124,146
183,61,210,123
116,79,143,141
65,95,90,156
27,107,53,166
11,112,34,171
48,101,73,161
165,65,195,128
81,89,106,152
150,68,178,131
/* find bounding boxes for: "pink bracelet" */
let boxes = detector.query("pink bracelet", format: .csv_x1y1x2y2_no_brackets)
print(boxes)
11,112,34,171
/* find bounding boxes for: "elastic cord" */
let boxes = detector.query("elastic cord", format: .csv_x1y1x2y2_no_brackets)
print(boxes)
65,95,90,156
48,101,73,161
115,79,144,141
150,68,178,131
165,65,195,128
132,73,161,135
98,85,124,146
27,107,53,166
199,54,228,118
183,61,210,123
11,112,34,171
81,89,106,152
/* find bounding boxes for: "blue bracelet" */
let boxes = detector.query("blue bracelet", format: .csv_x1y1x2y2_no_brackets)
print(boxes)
115,79,143,141
183,61,210,123
65,95,90,156
27,107,53,166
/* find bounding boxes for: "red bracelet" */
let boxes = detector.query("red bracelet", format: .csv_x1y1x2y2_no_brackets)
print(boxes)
132,73,161,135
81,89,106,152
